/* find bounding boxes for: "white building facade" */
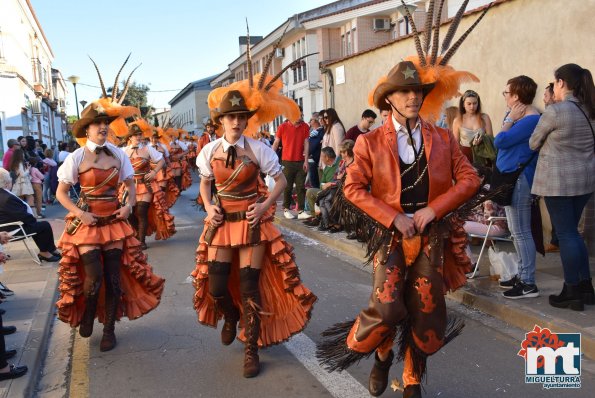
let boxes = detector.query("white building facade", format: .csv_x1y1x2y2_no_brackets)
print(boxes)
0,0,68,156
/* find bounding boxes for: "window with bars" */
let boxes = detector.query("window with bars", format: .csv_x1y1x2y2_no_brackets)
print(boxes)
291,37,307,84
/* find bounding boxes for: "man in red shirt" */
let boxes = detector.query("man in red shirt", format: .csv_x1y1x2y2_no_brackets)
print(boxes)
272,112,310,219
345,109,377,142
2,139,19,170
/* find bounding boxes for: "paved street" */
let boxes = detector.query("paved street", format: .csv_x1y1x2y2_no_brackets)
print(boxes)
28,182,593,397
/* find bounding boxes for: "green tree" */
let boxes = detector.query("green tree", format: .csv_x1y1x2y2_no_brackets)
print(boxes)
108,81,153,117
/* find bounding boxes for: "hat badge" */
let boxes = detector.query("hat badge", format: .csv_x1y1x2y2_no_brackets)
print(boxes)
402,66,417,80
229,95,242,107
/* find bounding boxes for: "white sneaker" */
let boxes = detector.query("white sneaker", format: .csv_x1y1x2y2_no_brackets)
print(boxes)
297,211,312,220
284,209,296,219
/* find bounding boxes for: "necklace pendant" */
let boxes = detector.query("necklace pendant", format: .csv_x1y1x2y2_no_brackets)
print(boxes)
407,137,415,147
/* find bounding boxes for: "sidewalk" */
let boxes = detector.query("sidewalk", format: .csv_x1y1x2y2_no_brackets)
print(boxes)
0,215,64,398
275,211,595,360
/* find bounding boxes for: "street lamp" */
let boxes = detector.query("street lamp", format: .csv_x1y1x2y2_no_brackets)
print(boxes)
396,3,417,36
67,75,81,119
80,100,87,109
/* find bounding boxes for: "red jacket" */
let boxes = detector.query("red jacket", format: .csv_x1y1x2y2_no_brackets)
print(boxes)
345,116,479,227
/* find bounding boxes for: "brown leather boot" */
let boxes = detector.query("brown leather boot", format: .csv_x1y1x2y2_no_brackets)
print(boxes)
79,294,98,338
240,268,261,378
213,295,240,346
368,350,394,396
403,384,422,398
100,292,118,352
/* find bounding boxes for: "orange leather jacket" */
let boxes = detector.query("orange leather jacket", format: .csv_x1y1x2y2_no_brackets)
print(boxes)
344,115,480,229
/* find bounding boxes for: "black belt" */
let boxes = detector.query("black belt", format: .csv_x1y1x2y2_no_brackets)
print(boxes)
224,211,247,222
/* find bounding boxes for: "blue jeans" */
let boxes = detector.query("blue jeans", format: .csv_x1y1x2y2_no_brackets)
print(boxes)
544,193,593,285
505,174,536,285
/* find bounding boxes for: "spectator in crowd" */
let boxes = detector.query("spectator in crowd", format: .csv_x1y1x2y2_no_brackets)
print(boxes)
303,146,338,222
17,137,26,152
452,90,494,163
495,75,540,299
42,149,57,205
543,82,556,107
8,149,35,211
272,109,310,219
58,142,70,164
28,158,45,218
345,109,377,142
444,106,459,130
0,236,27,380
530,63,595,311
0,231,15,298
0,167,61,262
541,82,559,253
379,109,390,124
319,108,345,169
307,113,325,189
2,139,19,170
464,200,509,265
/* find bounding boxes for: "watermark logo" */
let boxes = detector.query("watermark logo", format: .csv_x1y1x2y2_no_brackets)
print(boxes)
518,325,581,389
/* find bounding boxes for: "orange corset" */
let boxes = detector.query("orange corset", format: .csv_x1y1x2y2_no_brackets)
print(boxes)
131,157,151,177
212,156,260,213
79,167,120,216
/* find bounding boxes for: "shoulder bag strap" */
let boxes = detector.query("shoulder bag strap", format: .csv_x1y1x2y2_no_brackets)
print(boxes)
570,101,595,150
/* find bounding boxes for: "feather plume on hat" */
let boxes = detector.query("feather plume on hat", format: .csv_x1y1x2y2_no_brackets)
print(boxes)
368,0,491,122
208,21,316,137
74,54,141,147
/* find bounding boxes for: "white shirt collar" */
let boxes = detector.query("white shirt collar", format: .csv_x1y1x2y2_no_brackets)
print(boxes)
392,114,421,135
85,139,115,152
221,135,245,152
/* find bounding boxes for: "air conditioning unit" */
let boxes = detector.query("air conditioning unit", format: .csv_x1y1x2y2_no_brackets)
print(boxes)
274,48,284,58
373,18,391,31
33,83,44,95
287,90,295,98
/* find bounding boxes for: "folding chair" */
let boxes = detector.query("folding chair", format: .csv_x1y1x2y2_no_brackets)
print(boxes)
466,216,513,279
0,221,41,265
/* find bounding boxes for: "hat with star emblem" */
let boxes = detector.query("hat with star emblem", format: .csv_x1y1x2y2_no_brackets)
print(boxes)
372,61,436,111
72,102,120,138
210,90,258,121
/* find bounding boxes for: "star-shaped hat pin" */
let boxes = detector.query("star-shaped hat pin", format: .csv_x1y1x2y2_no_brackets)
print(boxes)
402,66,416,80
229,95,242,107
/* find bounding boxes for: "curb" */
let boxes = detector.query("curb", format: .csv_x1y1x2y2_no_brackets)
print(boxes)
275,215,595,360
7,266,60,398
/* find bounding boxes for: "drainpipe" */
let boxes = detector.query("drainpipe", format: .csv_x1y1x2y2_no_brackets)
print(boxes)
319,67,334,109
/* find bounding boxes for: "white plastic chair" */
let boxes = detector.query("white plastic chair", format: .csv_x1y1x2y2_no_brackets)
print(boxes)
1,221,41,265
466,216,512,279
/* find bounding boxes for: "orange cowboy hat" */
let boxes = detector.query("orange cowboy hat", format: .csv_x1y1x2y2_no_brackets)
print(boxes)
371,61,436,111
210,90,258,121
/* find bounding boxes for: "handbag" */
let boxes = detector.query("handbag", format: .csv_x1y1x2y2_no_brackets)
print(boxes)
491,152,537,206
488,246,519,282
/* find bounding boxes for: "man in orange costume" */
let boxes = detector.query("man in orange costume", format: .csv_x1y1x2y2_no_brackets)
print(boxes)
317,61,480,398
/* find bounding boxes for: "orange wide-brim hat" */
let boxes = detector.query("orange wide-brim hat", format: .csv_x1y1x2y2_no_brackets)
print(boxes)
371,61,436,111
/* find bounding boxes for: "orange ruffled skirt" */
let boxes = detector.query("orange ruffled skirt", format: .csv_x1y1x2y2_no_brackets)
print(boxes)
181,160,192,191
135,179,176,240
56,217,165,327
191,211,317,348
154,165,180,209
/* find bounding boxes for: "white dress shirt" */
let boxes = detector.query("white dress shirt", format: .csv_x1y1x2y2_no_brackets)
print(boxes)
57,140,134,185
196,135,282,180
392,114,422,164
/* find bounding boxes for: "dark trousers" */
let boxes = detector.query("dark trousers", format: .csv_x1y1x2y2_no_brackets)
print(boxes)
282,160,306,211
21,221,56,253
545,193,592,284
0,314,7,369
308,161,320,189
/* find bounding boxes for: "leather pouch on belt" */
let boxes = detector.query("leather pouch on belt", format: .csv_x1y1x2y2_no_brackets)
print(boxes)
204,223,219,245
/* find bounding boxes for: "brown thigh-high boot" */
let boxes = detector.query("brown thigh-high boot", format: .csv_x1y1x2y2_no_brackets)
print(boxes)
208,261,239,346
135,202,150,249
240,267,261,378
100,249,123,352
79,249,103,338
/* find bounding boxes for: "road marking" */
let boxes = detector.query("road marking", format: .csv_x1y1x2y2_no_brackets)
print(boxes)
69,333,90,398
284,333,369,398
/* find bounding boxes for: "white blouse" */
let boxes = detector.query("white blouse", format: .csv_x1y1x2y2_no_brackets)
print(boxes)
57,140,134,185
124,143,164,162
170,140,188,151
196,135,282,180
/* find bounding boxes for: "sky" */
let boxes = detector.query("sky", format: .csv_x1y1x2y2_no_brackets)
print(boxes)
31,0,326,116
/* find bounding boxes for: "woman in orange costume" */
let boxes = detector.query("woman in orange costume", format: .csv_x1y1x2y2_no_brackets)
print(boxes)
55,62,165,352
192,89,316,378
186,135,198,173
168,129,188,191
150,128,180,209
123,122,176,248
